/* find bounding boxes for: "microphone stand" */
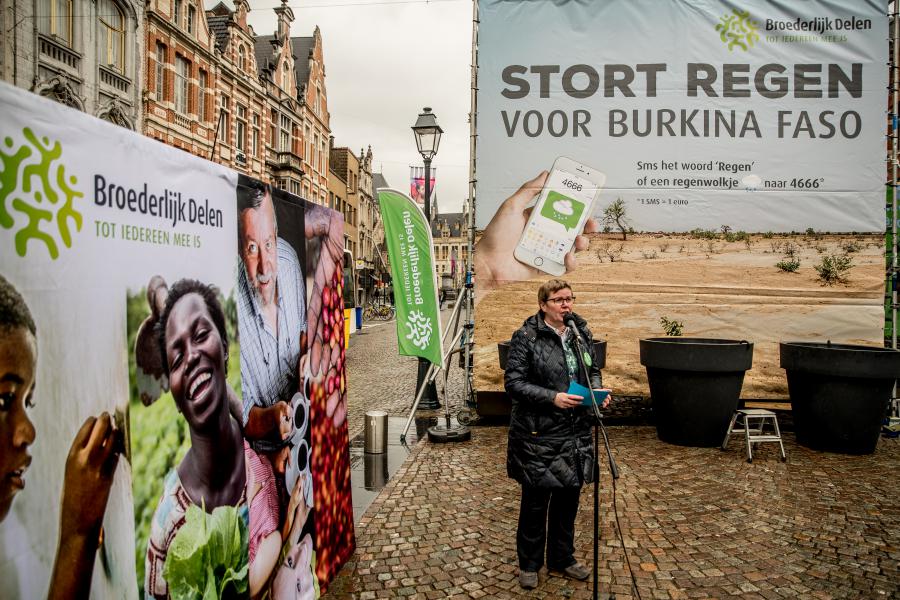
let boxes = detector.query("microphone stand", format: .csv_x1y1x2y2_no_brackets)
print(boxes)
570,324,619,600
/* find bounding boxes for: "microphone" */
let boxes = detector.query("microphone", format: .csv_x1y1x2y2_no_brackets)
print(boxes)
563,313,584,343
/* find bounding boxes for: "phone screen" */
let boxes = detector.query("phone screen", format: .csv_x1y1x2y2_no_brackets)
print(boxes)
520,169,599,264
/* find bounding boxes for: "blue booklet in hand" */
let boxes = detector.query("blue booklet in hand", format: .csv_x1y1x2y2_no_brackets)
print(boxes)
567,381,610,407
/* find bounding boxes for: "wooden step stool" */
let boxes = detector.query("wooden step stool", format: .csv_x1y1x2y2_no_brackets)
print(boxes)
721,408,786,463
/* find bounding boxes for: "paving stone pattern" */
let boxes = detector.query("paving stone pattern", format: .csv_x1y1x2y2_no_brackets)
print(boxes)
345,310,467,443
328,426,898,599
336,317,900,599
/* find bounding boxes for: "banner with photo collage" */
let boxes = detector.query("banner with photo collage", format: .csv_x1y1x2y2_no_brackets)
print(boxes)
0,81,353,599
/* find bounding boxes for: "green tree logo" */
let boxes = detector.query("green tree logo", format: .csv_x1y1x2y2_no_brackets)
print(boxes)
715,9,760,51
0,127,83,259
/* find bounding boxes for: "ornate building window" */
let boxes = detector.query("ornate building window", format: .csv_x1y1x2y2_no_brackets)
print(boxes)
251,113,260,157
155,43,166,99
174,0,182,26
279,114,291,152
187,5,196,35
236,104,247,154
239,45,246,72
198,69,207,121
98,0,125,72
39,0,74,46
218,96,230,143
174,55,189,114
269,109,277,147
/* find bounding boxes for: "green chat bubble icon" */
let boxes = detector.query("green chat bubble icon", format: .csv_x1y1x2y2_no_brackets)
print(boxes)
540,190,584,232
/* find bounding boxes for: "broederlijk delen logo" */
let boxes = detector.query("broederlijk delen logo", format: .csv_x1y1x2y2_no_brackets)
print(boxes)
715,8,760,51
0,127,83,259
404,310,433,350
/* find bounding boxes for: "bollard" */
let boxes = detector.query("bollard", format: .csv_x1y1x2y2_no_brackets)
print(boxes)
364,410,388,454
363,452,389,490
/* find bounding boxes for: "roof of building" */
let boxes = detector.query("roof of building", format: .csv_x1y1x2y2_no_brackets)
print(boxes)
207,14,230,52
372,172,390,192
432,212,466,238
204,0,234,11
290,36,315,89
253,34,314,88
253,36,277,75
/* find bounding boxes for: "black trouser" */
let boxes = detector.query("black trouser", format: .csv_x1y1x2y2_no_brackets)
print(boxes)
516,484,581,572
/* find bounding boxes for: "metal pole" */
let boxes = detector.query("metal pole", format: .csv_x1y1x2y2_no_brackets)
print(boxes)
401,322,467,443
417,156,440,409
462,0,480,411
424,156,432,224
892,4,898,351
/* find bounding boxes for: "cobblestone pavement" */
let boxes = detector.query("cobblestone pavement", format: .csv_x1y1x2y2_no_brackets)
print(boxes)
337,316,899,599
328,425,899,599
345,308,468,442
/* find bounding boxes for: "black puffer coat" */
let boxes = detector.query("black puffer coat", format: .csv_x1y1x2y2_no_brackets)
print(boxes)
505,311,602,488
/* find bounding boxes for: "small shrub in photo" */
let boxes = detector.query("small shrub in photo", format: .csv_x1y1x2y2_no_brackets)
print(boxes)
782,242,800,259
598,242,624,263
815,253,853,285
841,240,861,253
691,228,718,240
776,257,800,273
660,316,684,337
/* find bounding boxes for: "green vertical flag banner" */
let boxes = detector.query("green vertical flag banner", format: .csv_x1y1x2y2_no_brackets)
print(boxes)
377,188,443,368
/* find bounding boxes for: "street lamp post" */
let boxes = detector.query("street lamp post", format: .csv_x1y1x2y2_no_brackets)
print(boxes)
412,107,443,410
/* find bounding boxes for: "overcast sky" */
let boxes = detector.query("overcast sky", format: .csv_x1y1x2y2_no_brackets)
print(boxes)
245,0,473,214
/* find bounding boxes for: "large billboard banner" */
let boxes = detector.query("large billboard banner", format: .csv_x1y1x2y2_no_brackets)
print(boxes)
473,1,888,399
0,81,352,599
476,0,886,232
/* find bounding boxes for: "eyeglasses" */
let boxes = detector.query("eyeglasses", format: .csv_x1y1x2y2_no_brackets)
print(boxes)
546,295,576,305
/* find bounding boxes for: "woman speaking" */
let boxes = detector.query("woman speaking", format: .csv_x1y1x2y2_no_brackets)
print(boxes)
504,278,609,590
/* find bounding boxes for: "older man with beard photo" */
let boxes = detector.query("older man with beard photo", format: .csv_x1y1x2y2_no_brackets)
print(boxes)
236,178,307,472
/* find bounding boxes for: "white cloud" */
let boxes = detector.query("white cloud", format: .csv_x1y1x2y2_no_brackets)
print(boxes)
552,199,574,215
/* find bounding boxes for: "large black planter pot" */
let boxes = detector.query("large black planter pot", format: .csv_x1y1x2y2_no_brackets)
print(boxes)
498,339,607,371
640,338,753,447
780,342,900,454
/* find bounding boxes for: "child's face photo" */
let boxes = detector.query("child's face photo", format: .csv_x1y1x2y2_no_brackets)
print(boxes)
0,326,37,522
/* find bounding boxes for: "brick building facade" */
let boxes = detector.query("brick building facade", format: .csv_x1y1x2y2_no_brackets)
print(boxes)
142,0,330,197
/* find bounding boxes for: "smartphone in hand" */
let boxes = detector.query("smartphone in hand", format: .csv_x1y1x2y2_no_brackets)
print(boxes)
513,156,606,276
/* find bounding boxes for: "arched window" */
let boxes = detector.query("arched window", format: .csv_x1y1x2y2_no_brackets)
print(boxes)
98,0,125,71
238,45,246,71
38,0,73,46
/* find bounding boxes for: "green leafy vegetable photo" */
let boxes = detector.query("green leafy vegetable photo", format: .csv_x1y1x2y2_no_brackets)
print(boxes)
162,504,249,600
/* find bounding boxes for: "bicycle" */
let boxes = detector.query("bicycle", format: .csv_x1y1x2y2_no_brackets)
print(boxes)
363,302,395,321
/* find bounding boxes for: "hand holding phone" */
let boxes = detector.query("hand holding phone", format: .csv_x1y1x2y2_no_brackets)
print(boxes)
513,157,606,276
473,171,601,304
